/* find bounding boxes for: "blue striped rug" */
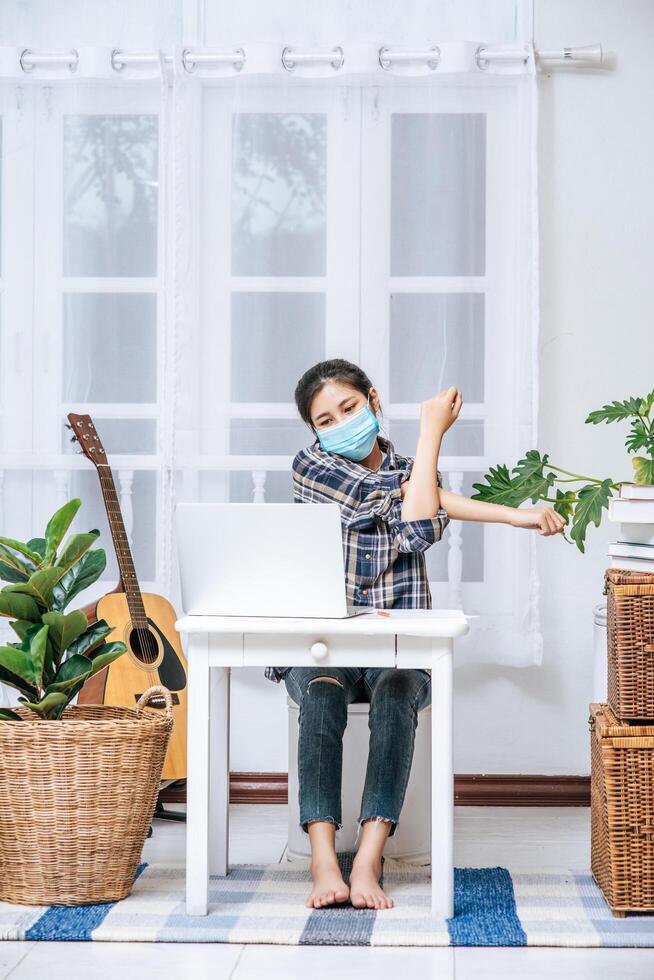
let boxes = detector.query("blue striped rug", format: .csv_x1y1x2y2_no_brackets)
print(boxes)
1,856,653,946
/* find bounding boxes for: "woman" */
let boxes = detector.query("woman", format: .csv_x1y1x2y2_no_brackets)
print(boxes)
265,359,564,911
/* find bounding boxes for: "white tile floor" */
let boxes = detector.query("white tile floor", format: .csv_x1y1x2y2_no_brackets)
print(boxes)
2,805,653,979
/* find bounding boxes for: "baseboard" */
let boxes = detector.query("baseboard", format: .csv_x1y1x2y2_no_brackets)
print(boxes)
159,773,591,807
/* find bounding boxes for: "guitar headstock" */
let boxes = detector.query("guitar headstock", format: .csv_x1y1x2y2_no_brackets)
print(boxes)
66,413,108,467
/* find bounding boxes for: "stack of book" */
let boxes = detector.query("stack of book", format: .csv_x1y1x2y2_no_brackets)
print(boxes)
608,483,654,570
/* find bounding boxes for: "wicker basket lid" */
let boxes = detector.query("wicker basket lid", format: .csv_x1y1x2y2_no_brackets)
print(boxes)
590,702,654,743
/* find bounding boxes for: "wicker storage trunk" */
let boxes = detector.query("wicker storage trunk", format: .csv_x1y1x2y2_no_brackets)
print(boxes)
604,568,654,722
0,686,173,906
590,702,654,915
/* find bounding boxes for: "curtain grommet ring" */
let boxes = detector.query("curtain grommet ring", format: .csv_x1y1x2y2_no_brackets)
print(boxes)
182,48,198,73
476,46,490,71
111,48,126,72
281,46,296,71
425,47,440,70
378,46,440,71
282,46,344,72
19,48,79,73
19,49,35,73
331,46,345,70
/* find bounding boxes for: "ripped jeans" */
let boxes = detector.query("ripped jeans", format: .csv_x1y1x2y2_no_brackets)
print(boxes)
284,666,431,839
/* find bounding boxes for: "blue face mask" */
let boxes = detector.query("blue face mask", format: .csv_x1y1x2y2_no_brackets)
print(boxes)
316,399,380,461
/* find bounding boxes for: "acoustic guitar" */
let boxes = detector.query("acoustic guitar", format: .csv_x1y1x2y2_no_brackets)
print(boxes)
69,412,187,781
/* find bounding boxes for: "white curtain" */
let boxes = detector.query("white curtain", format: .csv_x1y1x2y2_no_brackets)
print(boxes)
0,0,541,720
171,15,542,668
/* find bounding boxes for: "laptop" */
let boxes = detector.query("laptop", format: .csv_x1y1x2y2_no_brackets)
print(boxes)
174,502,368,619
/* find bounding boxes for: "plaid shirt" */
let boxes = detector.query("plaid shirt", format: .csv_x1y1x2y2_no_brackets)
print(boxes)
264,436,450,683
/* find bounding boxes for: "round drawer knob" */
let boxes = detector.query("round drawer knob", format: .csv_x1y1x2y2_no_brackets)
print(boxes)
310,641,329,661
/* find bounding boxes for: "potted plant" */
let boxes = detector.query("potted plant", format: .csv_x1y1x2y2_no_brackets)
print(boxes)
471,387,654,552
0,498,173,906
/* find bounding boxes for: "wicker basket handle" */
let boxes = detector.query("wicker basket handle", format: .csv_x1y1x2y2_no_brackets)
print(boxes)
136,685,174,720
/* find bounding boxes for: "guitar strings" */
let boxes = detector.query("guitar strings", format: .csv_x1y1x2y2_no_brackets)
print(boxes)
75,421,158,674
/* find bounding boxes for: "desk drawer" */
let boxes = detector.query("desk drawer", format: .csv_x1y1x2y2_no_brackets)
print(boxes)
243,633,395,669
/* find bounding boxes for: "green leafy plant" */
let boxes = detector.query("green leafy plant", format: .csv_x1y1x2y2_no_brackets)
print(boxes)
0,498,126,720
471,388,654,554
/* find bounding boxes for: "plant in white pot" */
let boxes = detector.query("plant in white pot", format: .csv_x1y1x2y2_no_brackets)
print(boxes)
0,498,173,906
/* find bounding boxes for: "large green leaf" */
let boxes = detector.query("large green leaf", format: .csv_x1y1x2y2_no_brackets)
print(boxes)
632,456,654,486
51,549,106,611
27,538,46,559
88,640,126,675
29,623,49,688
570,480,614,553
553,488,576,523
3,568,66,608
41,610,88,662
66,619,113,658
44,498,81,563
510,450,557,504
9,619,36,643
0,637,44,690
0,591,40,622
471,462,531,508
0,707,22,721
46,654,94,693
0,658,39,698
625,420,652,455
18,691,69,719
55,530,100,575
0,536,43,566
585,396,645,425
48,640,125,718
0,543,37,584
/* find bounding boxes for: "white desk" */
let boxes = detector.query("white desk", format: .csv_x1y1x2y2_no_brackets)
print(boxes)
175,609,470,919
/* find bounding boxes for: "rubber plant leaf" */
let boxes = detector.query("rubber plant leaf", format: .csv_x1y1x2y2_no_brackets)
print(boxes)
3,568,66,608
18,691,69,719
44,498,82,563
66,619,114,658
41,610,89,663
54,530,100,575
51,549,106,611
0,591,40,622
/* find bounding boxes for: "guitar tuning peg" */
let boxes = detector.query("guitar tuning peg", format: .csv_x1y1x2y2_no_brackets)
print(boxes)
64,422,72,430
69,434,77,443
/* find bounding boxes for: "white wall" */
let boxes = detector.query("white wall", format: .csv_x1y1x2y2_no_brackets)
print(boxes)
229,0,654,775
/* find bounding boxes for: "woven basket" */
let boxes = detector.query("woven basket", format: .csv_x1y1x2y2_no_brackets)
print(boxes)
0,685,173,906
604,568,654,722
590,701,654,915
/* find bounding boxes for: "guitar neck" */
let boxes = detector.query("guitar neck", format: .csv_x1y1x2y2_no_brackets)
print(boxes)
96,464,147,628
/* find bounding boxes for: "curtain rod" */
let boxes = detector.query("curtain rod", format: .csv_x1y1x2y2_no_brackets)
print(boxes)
15,42,603,76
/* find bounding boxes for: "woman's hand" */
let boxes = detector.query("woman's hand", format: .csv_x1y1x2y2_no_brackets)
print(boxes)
508,505,566,536
420,386,463,441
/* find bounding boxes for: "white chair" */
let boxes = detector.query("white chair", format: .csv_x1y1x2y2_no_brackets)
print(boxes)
286,696,431,863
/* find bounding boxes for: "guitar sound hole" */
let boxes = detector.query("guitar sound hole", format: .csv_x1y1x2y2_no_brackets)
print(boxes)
129,626,159,664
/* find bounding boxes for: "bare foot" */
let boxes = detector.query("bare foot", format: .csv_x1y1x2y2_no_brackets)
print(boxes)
349,858,394,910
307,858,350,908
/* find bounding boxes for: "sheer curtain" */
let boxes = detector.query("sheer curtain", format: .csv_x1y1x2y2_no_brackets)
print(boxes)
171,4,541,669
0,2,540,721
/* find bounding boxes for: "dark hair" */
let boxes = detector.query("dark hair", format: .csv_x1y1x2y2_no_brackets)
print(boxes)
294,359,375,430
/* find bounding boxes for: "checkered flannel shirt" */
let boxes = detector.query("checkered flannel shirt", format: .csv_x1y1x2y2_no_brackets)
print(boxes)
264,436,450,683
